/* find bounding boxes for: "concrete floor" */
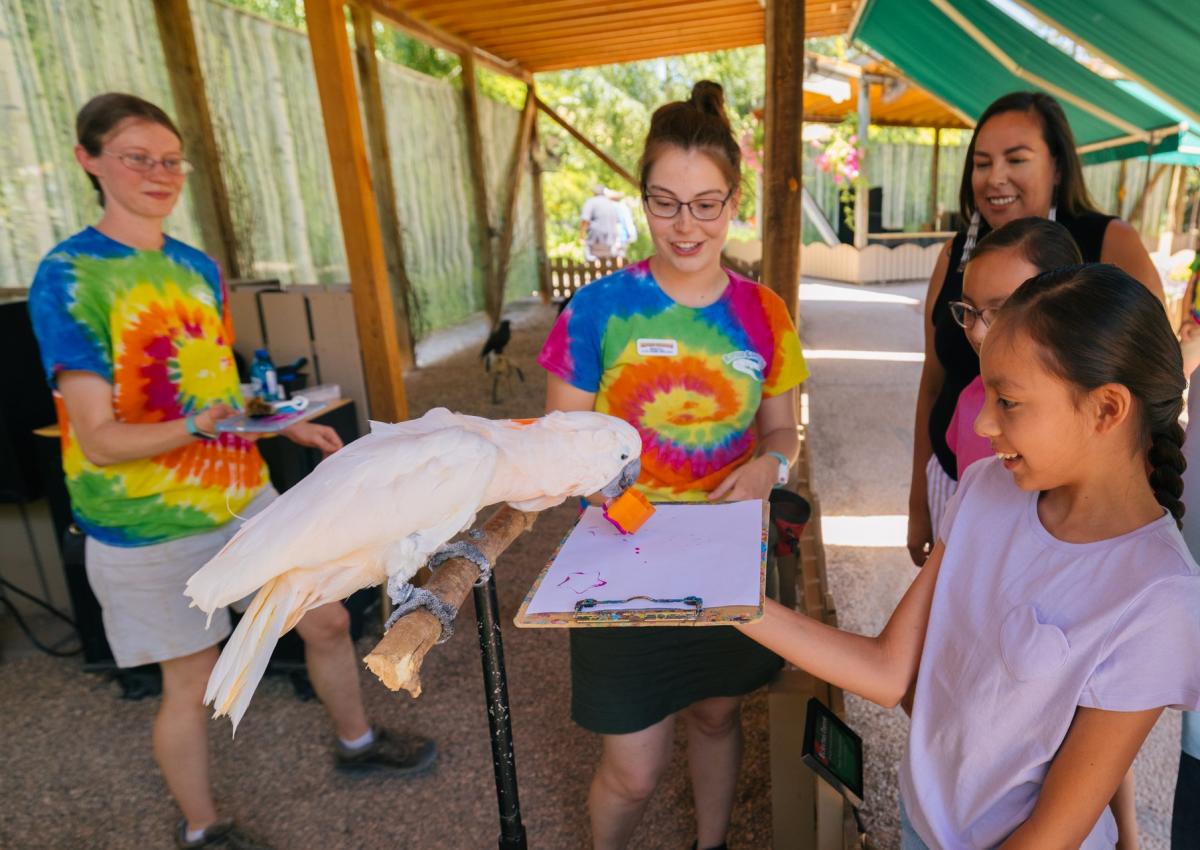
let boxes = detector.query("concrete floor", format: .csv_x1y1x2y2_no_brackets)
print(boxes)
799,278,1181,850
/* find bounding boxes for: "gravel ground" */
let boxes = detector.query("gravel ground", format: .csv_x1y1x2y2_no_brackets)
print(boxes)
0,299,772,850
3,282,1185,850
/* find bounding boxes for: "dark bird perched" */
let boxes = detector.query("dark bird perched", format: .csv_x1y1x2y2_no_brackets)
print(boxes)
481,319,512,361
480,319,523,403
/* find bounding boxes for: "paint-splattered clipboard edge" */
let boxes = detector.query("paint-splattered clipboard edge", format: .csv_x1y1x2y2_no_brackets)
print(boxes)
513,500,768,628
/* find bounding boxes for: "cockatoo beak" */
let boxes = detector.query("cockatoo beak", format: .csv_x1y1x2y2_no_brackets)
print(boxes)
600,458,641,499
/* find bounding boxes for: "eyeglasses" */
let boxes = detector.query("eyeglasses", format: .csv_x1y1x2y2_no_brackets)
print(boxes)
643,190,733,221
948,300,1002,330
104,150,194,176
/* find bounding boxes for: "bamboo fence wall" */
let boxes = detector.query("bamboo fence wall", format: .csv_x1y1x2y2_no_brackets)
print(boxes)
0,0,537,337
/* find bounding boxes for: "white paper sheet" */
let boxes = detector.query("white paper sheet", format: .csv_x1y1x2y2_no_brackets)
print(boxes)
525,500,764,616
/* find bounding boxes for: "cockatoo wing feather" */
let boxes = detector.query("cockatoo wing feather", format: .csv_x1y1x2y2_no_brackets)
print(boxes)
186,425,497,613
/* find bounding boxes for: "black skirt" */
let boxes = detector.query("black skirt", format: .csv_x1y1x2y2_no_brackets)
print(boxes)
569,623,783,735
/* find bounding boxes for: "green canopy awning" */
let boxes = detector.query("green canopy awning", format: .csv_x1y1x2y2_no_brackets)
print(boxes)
851,0,1199,164
1012,0,1200,128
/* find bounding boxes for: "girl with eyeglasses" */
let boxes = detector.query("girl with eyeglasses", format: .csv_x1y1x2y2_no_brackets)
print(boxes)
538,81,808,850
908,92,1164,577
944,218,1081,480
27,93,433,850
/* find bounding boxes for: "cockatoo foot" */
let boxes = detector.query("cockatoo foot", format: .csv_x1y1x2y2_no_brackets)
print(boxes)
385,579,458,643
427,540,493,586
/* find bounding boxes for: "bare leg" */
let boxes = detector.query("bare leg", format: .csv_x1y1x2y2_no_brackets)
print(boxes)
295,602,370,740
684,696,743,849
588,715,677,850
156,647,221,832
1111,768,1140,850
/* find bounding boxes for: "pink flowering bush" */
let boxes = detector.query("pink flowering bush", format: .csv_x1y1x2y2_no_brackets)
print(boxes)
813,116,865,228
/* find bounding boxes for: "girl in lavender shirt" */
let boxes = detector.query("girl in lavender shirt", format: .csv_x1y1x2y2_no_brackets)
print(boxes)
739,264,1200,849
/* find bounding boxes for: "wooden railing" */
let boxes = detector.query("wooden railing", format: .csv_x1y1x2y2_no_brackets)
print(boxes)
722,253,762,282
550,254,764,302
549,256,626,300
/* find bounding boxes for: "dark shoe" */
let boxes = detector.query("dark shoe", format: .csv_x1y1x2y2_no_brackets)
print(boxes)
334,726,437,776
175,819,271,850
689,843,729,850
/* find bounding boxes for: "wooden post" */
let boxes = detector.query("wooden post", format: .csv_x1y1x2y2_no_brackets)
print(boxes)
928,127,941,230
153,0,240,278
459,51,498,326
853,78,870,250
1116,159,1129,218
762,0,804,320
529,119,552,304
490,85,537,325
1190,173,1200,233
304,0,407,421
350,4,416,367
1162,164,1184,253
1132,162,1168,232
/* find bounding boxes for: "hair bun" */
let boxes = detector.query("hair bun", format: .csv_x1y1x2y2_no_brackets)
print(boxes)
690,80,729,128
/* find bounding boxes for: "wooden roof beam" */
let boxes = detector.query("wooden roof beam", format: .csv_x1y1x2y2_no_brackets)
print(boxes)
447,2,759,40
482,17,763,50
419,0,722,28
365,0,532,82
516,35,764,70
534,96,638,188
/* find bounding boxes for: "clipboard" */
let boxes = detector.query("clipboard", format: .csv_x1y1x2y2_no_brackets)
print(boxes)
514,500,768,628
216,400,328,434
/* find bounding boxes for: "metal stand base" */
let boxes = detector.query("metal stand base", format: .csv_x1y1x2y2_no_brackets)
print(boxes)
473,574,528,850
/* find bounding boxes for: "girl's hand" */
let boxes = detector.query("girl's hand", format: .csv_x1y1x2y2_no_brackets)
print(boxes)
194,403,237,435
281,421,343,456
707,456,777,502
907,504,934,567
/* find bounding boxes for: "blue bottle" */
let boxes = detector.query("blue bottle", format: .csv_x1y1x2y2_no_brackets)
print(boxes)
250,348,279,401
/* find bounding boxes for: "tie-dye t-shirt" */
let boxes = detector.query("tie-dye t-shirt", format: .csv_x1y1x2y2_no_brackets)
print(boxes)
28,227,268,546
538,260,808,500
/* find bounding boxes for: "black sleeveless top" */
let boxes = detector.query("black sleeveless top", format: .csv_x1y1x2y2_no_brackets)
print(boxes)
929,210,1116,480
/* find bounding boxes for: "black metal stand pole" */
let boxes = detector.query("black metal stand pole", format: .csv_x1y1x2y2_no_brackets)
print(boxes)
473,574,528,850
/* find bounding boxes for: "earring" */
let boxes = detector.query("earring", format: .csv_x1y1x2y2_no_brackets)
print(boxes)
959,210,981,271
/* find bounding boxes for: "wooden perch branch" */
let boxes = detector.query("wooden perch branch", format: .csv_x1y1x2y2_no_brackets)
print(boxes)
363,505,538,696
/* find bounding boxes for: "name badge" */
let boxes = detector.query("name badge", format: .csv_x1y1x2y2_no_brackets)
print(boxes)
637,338,678,357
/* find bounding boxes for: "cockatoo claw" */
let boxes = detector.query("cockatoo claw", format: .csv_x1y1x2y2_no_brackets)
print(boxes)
428,540,493,587
385,579,459,643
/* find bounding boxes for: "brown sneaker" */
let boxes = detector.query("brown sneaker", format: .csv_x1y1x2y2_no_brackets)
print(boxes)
175,819,271,850
334,726,437,776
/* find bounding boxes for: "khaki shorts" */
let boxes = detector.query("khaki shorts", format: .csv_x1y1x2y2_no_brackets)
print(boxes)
84,486,278,668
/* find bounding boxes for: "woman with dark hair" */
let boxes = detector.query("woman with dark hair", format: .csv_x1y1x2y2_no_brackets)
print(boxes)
27,93,435,849
539,81,807,849
908,91,1164,569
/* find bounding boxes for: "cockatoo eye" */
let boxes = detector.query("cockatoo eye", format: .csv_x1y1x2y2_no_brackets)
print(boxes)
620,452,629,460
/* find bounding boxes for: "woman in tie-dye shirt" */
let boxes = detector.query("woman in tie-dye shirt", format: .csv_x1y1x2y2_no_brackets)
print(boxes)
539,81,807,850
29,94,433,849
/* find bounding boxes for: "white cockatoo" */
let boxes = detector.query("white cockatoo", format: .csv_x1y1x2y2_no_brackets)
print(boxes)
185,407,641,731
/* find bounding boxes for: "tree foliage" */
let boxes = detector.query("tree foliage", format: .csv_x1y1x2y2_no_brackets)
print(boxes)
533,47,766,259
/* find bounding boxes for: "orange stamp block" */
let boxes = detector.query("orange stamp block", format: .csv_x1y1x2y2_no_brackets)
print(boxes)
602,488,656,535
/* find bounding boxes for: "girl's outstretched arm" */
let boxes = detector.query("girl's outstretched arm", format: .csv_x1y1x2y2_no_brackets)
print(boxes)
736,541,946,707
999,706,1161,850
